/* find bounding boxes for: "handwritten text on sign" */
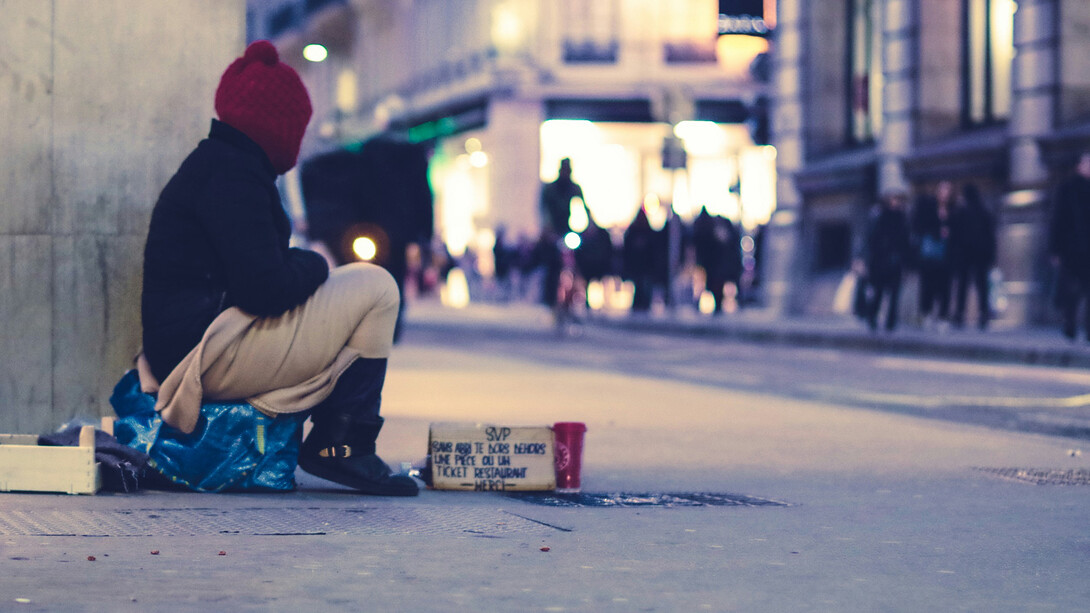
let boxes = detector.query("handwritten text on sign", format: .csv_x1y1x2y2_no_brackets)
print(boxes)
429,423,556,491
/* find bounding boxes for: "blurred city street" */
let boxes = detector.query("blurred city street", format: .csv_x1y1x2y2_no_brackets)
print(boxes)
3,302,1090,612
6,0,1090,610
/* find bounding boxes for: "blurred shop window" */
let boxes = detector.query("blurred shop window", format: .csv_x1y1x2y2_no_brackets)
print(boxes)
267,5,297,39
562,0,620,63
665,41,718,64
848,0,883,144
666,0,720,63
962,0,1014,126
714,0,771,71
1058,1,1090,122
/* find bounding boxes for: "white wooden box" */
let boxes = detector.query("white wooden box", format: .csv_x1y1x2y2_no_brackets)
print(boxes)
0,424,103,495
429,422,556,491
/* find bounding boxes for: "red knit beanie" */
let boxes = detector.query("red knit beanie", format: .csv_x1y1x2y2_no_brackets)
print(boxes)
215,40,312,174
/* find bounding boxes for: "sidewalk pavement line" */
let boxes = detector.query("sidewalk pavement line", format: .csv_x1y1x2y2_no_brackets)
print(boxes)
805,384,1090,410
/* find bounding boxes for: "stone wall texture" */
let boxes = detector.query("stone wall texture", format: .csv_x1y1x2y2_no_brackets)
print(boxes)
0,0,244,433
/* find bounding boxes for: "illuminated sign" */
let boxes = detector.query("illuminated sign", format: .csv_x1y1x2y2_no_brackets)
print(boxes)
718,0,770,36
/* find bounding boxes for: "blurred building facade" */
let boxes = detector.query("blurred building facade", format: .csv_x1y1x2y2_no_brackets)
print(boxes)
248,0,776,261
772,0,1090,325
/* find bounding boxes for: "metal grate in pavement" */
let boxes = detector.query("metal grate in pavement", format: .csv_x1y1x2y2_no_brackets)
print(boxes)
506,491,792,508
974,467,1090,486
0,506,555,537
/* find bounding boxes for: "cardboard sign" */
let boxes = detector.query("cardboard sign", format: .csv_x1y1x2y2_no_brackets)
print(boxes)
428,422,555,491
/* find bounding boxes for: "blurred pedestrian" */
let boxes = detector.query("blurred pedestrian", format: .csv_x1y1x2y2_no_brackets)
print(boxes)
576,218,613,288
492,224,514,301
1048,150,1090,340
539,158,587,307
913,180,956,328
723,216,744,306
140,41,416,496
864,191,912,331
623,208,658,313
949,183,997,329
692,207,742,314
514,231,538,301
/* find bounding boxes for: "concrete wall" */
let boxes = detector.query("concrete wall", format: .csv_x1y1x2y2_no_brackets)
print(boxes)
0,0,244,433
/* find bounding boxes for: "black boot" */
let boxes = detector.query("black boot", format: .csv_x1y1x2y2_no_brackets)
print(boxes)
298,358,419,496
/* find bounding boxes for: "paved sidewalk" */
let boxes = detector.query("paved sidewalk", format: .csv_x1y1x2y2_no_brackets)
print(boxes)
407,299,1090,368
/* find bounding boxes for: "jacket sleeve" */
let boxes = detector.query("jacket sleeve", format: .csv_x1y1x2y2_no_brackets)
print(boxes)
199,175,329,317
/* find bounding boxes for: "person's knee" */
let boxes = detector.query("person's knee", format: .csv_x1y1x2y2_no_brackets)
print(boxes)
335,262,401,311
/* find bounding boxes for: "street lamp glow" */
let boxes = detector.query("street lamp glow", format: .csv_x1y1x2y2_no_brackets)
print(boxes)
564,232,582,250
303,44,328,62
352,236,377,261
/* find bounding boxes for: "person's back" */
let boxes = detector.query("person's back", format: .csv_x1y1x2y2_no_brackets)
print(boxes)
541,158,584,236
1051,165,1090,280
866,202,909,282
143,89,324,382
950,187,996,271
692,209,723,274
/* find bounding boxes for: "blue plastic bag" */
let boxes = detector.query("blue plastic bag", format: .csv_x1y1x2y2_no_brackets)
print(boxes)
110,370,305,492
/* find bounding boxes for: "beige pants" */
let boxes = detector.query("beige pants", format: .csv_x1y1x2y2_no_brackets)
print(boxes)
153,262,399,434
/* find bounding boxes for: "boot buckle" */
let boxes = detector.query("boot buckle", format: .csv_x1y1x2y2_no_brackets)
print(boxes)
318,445,353,458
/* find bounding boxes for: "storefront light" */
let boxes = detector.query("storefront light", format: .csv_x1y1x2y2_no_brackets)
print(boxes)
716,35,769,76
335,69,357,114
540,121,601,179
674,121,728,156
586,280,606,311
568,197,589,233
469,150,489,168
491,1,525,53
442,268,471,309
644,193,668,231
672,170,694,219
440,169,477,258
739,146,777,228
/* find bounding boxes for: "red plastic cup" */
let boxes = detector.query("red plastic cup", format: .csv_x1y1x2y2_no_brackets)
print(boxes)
553,422,587,493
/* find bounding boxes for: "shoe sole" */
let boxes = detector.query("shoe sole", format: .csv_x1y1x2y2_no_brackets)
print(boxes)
298,457,420,497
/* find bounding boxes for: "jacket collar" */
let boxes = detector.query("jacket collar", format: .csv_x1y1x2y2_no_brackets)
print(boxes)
208,119,277,177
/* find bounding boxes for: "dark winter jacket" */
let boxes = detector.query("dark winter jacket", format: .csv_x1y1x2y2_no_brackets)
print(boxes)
141,120,329,382
1049,173,1090,282
575,221,614,282
949,203,996,271
865,204,911,282
693,210,743,285
540,178,584,236
622,210,658,282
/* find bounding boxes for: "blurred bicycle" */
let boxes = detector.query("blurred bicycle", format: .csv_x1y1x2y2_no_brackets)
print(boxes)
554,231,586,336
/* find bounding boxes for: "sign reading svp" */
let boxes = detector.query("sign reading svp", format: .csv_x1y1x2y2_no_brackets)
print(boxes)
429,423,556,491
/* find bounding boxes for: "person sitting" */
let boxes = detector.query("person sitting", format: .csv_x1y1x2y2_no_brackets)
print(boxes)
139,41,417,496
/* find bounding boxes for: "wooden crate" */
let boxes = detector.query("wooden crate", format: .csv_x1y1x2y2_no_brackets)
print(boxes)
0,418,113,495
